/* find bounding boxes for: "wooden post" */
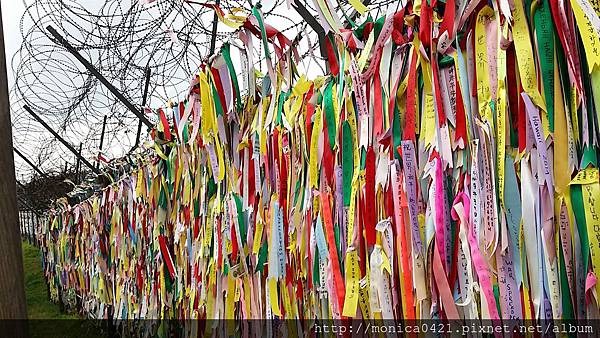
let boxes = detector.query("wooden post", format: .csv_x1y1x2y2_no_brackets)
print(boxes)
0,3,28,325
0,1,28,324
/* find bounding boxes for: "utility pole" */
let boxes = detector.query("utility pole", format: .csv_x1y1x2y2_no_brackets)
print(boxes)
23,105,101,175
14,147,46,177
0,2,29,328
46,26,153,128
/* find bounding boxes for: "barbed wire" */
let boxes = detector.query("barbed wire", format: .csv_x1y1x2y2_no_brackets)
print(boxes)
10,0,393,183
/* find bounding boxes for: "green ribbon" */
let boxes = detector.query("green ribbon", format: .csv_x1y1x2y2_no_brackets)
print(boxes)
158,182,168,210
276,90,290,126
578,34,598,151
392,103,402,160
559,243,575,320
354,15,373,41
252,7,271,61
207,175,217,199
324,80,337,150
533,0,555,132
293,171,302,205
256,241,268,273
233,194,246,246
334,224,343,273
193,198,200,219
571,185,589,272
221,43,242,113
342,121,354,207
581,145,598,169
182,121,189,144
313,249,320,286
211,82,225,117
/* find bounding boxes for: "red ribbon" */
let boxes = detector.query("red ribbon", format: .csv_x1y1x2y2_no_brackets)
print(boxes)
404,50,418,141
431,55,447,126
365,146,376,247
320,191,346,313
419,0,432,48
158,234,176,279
325,36,340,77
159,108,171,141
454,67,468,144
210,66,228,115
373,63,383,138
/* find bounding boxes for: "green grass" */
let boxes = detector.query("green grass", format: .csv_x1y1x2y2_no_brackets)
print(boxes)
22,241,77,319
22,241,106,338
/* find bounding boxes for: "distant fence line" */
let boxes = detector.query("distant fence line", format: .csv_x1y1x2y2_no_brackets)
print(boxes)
19,209,40,246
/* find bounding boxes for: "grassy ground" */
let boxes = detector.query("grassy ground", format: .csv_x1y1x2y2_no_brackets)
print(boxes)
22,241,77,319
22,241,106,338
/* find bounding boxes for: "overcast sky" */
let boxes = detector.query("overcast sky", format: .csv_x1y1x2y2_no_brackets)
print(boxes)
3,0,30,182
2,0,26,86
1,0,325,181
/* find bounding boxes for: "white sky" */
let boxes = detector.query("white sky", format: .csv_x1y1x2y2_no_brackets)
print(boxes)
3,0,31,182
2,0,26,86
1,0,330,181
